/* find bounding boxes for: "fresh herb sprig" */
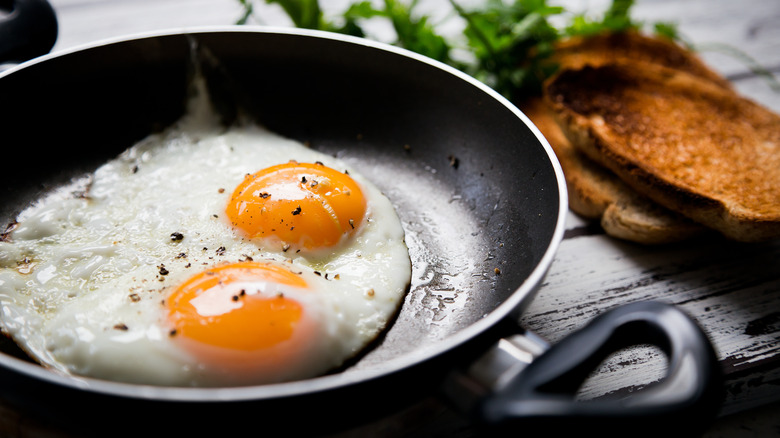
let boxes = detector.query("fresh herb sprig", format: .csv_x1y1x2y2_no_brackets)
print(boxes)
235,0,680,100
252,0,456,64
451,0,563,102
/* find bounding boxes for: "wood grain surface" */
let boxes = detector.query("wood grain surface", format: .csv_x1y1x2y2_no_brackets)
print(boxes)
4,0,780,436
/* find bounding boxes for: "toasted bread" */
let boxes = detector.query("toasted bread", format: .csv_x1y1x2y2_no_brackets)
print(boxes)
550,31,733,90
546,61,780,242
600,198,708,244
520,31,721,244
520,96,706,244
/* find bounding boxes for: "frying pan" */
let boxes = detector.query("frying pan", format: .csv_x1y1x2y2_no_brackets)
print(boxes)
0,7,722,437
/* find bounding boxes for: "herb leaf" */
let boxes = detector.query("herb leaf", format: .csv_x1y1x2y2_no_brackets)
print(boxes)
453,0,563,101
382,0,452,64
265,0,325,29
236,0,776,100
236,0,658,98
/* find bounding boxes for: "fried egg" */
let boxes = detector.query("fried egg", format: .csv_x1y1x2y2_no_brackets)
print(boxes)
0,87,411,387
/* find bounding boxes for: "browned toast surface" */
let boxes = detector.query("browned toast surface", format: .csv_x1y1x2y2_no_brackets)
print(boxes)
546,61,780,241
521,96,706,244
518,31,723,244
550,31,733,89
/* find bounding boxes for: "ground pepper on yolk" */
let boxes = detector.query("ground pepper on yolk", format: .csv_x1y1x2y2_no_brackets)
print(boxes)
226,161,367,253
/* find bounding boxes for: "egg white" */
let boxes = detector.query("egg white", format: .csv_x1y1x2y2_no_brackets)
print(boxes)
0,87,411,387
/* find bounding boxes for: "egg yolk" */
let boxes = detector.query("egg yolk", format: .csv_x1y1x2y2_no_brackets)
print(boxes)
166,261,309,353
226,162,366,252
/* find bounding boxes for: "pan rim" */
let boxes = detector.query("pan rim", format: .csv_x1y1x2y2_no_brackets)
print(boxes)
0,25,568,402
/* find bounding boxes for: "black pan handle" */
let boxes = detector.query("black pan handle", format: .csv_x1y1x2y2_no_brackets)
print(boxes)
0,0,58,64
447,301,723,436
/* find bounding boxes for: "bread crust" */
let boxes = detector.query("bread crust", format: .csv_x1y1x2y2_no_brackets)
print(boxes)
550,31,733,90
546,62,780,242
601,200,708,245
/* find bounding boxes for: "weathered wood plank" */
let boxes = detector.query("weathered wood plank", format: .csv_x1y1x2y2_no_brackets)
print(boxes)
521,211,780,413
633,0,780,74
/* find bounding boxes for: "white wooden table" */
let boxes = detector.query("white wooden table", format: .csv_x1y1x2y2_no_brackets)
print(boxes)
7,0,780,435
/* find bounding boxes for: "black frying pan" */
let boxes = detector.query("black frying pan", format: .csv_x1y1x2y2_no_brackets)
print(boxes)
0,10,721,437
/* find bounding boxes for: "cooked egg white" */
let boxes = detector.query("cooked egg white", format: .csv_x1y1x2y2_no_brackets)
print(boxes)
0,84,411,387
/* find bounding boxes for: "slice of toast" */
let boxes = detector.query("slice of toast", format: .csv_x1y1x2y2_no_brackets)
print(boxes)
545,61,780,242
520,96,706,244
549,31,733,90
520,31,720,243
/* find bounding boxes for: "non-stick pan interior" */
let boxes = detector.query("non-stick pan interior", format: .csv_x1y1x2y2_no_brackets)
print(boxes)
0,29,564,398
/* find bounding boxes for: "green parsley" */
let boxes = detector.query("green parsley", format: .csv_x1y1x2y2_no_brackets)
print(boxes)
236,0,776,100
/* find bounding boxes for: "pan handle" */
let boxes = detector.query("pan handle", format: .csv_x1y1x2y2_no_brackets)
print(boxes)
446,301,723,435
0,0,58,64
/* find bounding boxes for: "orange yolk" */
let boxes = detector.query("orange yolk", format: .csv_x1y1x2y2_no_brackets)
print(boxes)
226,162,366,252
166,261,309,352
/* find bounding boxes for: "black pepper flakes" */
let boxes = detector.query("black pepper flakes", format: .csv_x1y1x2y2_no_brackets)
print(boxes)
448,155,459,168
159,265,169,275
292,206,302,215
114,323,129,331
216,246,226,255
169,329,178,337
259,192,271,199
129,293,141,302
1,222,18,242
170,232,184,242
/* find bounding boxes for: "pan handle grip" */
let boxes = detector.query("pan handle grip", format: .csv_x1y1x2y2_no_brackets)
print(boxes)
475,301,723,435
0,0,58,64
